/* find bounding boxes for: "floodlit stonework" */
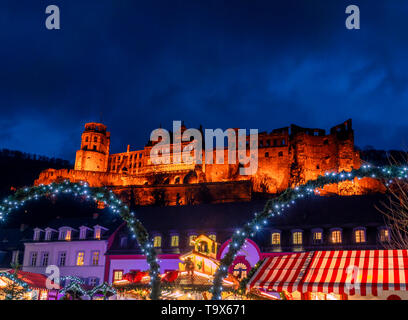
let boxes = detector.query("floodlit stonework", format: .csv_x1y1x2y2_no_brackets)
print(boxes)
35,119,385,206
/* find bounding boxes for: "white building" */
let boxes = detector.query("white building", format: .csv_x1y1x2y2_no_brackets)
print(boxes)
23,222,110,287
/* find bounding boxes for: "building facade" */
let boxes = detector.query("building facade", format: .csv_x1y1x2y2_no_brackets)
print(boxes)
23,221,111,287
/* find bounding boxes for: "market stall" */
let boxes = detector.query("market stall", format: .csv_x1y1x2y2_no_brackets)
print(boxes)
247,250,408,300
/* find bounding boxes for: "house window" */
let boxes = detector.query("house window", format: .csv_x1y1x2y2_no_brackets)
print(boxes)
58,252,66,266
331,230,342,244
30,252,38,266
89,277,98,286
45,231,52,241
209,234,216,242
380,228,390,242
91,251,99,266
79,228,87,240
271,232,281,245
189,235,197,246
153,236,162,248
355,229,366,243
33,230,41,241
171,235,179,247
113,270,123,282
313,231,323,244
293,232,302,245
41,252,49,266
76,252,85,266
64,230,71,241
94,227,101,240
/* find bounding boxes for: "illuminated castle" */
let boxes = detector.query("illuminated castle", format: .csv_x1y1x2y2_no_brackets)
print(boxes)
35,119,384,206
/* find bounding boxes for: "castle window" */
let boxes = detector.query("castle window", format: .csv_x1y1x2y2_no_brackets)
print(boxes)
330,229,342,244
278,151,283,157
271,232,281,245
85,136,89,142
265,152,269,158
259,140,263,147
324,139,329,145
379,228,390,242
94,137,98,143
281,139,285,145
354,228,366,243
153,236,162,248
266,140,271,146
171,235,179,247
292,231,303,245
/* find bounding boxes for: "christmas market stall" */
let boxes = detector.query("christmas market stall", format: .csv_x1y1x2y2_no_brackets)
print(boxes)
246,250,408,300
114,234,240,300
0,269,58,300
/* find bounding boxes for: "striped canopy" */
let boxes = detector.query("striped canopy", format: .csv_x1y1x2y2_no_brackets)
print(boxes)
247,250,408,296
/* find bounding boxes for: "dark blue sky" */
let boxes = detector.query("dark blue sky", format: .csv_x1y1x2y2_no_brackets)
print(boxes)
0,0,407,160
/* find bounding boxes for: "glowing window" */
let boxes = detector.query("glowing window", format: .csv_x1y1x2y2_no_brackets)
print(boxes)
355,229,366,243
153,236,162,248
233,263,248,280
331,230,342,244
113,270,123,282
65,230,71,241
293,232,302,245
94,228,101,240
76,252,85,266
380,228,390,242
189,235,197,246
271,232,281,245
313,231,322,244
171,235,179,247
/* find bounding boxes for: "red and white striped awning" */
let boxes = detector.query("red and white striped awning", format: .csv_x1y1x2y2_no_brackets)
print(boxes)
248,250,408,296
248,252,312,292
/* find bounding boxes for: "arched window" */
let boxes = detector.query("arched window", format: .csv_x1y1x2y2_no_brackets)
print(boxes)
271,232,281,245
153,235,162,248
171,235,179,247
330,229,342,244
354,228,366,243
292,231,303,245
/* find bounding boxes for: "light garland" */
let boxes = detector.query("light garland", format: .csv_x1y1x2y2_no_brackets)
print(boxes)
0,272,31,292
210,164,408,299
0,180,162,300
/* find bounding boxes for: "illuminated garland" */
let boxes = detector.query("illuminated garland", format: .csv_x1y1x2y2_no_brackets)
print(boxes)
59,280,89,298
0,180,162,300
0,272,31,292
210,164,408,299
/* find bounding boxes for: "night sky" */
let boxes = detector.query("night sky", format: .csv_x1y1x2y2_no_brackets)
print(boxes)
0,0,407,160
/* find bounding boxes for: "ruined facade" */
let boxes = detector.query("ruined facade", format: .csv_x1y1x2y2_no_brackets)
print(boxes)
35,119,385,206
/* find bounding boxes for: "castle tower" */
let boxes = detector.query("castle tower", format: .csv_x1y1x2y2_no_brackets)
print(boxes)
74,122,110,172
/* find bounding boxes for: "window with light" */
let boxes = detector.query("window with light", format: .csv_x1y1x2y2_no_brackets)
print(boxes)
76,251,85,266
355,229,366,243
293,232,302,245
271,232,281,245
113,270,123,282
153,236,162,248
189,235,197,246
313,231,322,244
233,263,248,280
380,228,390,242
94,228,101,240
65,230,71,241
171,235,179,247
331,230,342,244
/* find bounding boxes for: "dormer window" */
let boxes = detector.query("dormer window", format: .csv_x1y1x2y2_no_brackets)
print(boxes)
59,227,74,241
79,226,92,240
171,235,179,247
33,229,43,241
93,225,107,240
65,230,71,241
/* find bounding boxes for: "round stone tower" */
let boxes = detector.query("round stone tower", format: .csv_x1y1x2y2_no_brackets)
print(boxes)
74,122,110,172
